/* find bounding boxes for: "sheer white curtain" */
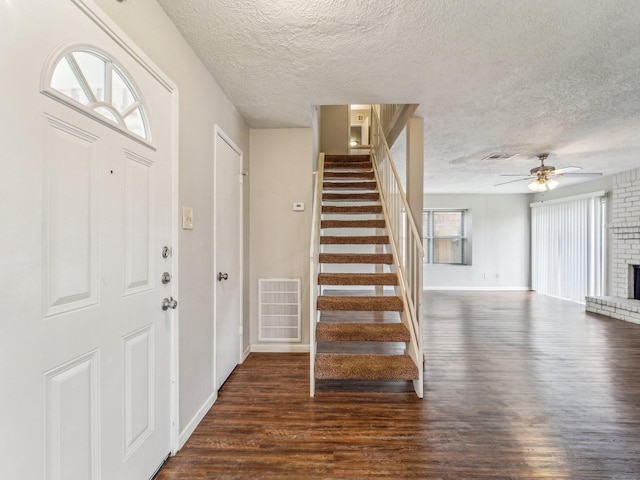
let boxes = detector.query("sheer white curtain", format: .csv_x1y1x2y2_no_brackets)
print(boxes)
531,192,605,303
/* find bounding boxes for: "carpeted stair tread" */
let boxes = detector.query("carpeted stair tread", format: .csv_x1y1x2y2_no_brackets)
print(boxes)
318,273,398,286
316,322,410,342
322,205,382,214
323,192,380,201
317,295,403,311
323,181,377,190
324,162,372,170
321,235,389,245
324,171,374,179
319,253,394,264
325,154,371,162
314,353,418,380
321,219,386,229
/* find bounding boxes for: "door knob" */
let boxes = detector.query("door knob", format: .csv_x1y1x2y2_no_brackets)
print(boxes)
217,272,229,281
162,296,178,311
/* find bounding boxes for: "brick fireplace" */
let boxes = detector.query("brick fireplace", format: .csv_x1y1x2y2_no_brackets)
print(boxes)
586,167,640,324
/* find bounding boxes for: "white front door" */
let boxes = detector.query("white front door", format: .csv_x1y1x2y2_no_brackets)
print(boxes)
0,2,175,479
213,127,243,390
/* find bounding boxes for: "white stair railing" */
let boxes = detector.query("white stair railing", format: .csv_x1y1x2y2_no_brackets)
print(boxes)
371,105,425,398
309,153,324,397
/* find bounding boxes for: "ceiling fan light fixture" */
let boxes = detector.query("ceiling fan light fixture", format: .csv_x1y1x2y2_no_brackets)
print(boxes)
528,176,558,192
528,179,548,192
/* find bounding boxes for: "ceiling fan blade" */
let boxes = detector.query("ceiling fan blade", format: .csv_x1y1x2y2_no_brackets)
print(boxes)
494,177,533,186
553,166,582,174
558,172,603,178
499,174,531,177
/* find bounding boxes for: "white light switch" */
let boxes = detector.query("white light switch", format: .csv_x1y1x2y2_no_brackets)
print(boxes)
293,202,305,212
182,207,194,230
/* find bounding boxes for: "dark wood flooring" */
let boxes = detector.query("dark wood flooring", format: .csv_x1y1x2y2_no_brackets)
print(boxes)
156,291,640,479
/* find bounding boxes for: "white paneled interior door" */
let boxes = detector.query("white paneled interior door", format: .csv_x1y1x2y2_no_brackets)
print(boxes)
214,127,243,390
0,2,175,479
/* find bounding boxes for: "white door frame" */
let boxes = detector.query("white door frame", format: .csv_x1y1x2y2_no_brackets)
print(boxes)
73,0,181,454
212,124,244,390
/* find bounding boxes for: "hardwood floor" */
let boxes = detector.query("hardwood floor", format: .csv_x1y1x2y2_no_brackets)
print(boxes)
157,291,640,479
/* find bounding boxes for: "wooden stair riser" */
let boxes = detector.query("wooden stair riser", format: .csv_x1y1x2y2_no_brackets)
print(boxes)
317,295,403,312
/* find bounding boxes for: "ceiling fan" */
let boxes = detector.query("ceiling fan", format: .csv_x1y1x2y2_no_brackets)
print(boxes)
494,153,603,192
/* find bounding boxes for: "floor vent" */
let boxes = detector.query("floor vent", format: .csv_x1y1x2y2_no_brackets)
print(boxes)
258,278,301,342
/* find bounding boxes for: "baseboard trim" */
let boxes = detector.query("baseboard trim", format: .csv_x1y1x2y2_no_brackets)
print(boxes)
251,344,310,353
424,286,531,292
241,345,251,363
178,390,217,450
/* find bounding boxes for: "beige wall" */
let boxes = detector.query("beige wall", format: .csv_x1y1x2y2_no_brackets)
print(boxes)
320,105,349,154
250,128,313,349
94,0,250,437
424,194,531,290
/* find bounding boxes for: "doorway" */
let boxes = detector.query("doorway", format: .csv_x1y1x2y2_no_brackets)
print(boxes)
213,126,244,390
0,3,179,479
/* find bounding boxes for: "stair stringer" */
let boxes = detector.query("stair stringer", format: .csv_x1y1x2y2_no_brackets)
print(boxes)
309,153,325,397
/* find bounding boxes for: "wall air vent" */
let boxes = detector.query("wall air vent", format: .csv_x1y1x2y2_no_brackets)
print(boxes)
258,278,301,342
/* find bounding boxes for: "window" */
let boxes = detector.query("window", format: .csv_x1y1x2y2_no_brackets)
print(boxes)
531,193,605,303
46,48,150,140
423,210,469,265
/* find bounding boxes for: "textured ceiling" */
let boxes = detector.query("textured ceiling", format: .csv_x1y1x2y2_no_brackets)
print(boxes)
156,0,640,193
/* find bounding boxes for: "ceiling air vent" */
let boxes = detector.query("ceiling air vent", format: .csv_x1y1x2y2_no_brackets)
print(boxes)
481,153,518,161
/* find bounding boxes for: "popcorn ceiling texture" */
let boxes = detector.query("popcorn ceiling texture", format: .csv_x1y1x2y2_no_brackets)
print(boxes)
157,0,640,192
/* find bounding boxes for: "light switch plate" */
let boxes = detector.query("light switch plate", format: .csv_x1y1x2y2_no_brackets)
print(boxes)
182,206,194,230
293,202,305,212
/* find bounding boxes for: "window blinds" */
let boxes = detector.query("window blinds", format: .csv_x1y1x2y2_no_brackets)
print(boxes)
531,192,605,303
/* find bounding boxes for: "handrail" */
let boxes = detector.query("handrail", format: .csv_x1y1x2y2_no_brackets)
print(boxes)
371,106,424,397
309,153,325,397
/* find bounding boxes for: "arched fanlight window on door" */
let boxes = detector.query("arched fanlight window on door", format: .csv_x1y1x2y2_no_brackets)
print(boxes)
47,48,150,140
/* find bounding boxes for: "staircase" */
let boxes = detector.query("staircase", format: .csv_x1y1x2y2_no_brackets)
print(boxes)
310,154,420,392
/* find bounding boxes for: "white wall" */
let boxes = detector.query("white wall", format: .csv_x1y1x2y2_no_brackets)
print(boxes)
250,129,313,350
93,0,250,436
424,194,531,290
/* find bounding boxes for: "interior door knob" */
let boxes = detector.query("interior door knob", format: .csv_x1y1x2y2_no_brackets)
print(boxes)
217,272,229,281
162,297,178,311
